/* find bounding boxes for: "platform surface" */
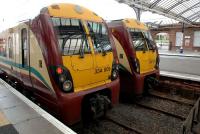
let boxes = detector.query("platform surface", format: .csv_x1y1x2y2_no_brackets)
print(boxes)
159,52,200,76
0,79,76,134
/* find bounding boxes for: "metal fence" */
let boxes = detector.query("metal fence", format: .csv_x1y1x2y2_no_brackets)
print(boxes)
183,97,200,134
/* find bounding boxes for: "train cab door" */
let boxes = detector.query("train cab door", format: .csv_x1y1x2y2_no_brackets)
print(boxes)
131,31,150,74
146,43,157,72
87,21,113,84
91,42,113,84
68,37,94,91
7,34,15,77
9,32,18,79
20,27,32,88
144,32,157,72
61,19,94,92
135,48,149,74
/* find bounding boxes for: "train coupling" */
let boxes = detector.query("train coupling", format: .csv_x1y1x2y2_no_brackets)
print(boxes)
90,94,111,119
146,76,159,89
146,77,159,86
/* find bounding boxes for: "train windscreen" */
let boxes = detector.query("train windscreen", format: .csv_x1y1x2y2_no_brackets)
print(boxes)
143,31,156,50
129,29,147,51
129,28,156,51
51,17,91,56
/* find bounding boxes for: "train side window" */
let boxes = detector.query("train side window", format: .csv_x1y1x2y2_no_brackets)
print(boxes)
8,37,13,59
0,39,7,57
143,31,155,50
21,28,28,67
87,21,112,53
129,30,148,51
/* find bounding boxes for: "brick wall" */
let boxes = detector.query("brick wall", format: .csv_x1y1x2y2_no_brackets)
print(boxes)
150,24,200,52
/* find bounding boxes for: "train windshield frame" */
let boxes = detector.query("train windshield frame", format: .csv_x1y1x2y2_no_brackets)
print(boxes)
128,28,156,51
128,28,148,51
51,17,91,56
143,30,156,50
87,21,112,53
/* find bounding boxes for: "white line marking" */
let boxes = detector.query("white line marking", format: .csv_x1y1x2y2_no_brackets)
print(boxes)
0,79,76,134
160,71,200,82
159,53,200,58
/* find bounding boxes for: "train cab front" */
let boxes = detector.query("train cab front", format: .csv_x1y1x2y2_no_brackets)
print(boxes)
46,4,120,125
109,19,159,96
124,19,160,95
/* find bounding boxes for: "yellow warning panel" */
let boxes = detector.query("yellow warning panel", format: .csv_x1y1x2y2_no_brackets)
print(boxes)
0,111,10,127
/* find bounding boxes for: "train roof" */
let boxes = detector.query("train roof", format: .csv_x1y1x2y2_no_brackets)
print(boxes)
122,18,148,30
44,3,103,22
110,18,148,31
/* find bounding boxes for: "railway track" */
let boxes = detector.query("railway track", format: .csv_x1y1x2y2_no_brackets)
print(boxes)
134,90,194,121
149,89,195,106
99,80,199,134
3,74,200,134
105,116,142,134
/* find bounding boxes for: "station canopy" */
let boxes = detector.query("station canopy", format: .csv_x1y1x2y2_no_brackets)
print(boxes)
116,0,200,25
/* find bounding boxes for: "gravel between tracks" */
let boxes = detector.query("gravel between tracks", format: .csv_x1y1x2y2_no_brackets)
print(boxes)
137,96,192,119
71,119,135,134
107,103,183,134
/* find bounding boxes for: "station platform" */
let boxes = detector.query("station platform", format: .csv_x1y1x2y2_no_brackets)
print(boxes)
160,71,200,82
0,79,76,134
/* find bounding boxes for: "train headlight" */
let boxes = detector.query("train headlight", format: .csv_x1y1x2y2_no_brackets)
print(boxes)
63,80,72,92
135,58,140,74
136,66,140,73
116,64,119,71
59,75,66,82
111,60,119,81
111,69,118,80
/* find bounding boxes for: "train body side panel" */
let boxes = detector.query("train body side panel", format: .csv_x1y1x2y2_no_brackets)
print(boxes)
0,23,57,103
112,35,132,74
29,30,55,95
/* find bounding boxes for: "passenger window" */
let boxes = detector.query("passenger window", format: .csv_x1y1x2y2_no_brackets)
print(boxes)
21,28,28,67
8,37,13,59
87,21,112,53
0,39,7,57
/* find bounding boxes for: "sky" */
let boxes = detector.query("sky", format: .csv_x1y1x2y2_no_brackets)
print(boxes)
0,0,176,32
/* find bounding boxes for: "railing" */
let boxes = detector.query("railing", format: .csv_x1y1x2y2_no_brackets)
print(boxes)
183,97,200,134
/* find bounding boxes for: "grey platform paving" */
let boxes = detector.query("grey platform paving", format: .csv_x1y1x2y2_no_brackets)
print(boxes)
0,79,76,134
159,51,200,77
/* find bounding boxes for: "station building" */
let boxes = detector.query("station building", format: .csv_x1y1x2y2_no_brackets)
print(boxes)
150,23,200,52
